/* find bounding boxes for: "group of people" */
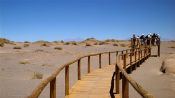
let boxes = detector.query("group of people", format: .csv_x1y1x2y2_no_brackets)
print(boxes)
131,33,160,49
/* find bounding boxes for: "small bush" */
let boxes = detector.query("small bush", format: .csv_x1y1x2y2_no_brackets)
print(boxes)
41,64,52,67
54,47,63,50
19,61,30,64
169,46,175,48
40,43,49,47
72,42,77,45
64,42,70,45
32,72,43,79
120,44,127,47
86,43,92,46
0,43,4,47
99,42,106,45
13,46,22,49
24,44,29,47
113,43,118,46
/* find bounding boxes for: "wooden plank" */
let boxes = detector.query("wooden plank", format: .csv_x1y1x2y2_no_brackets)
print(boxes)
65,65,120,98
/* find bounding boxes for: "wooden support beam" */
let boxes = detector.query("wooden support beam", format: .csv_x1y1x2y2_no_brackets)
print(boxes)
50,78,56,98
126,50,128,58
99,54,102,68
65,66,69,95
122,54,129,98
134,50,137,62
109,52,111,65
121,51,124,60
158,44,160,57
78,59,81,80
116,51,118,64
115,64,120,94
88,56,90,73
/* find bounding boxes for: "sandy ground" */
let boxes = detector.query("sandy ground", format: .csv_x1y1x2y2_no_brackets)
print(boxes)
130,41,175,98
0,42,127,98
0,41,175,98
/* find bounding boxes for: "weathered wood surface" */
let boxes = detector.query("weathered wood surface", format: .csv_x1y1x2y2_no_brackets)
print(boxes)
65,65,120,98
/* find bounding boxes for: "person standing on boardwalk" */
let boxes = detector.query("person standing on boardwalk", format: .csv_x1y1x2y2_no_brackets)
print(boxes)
140,34,145,46
132,34,137,49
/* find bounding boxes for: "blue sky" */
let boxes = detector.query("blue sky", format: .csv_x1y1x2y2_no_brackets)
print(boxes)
0,0,175,41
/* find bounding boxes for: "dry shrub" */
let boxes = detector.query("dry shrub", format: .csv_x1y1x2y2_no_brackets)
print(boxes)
169,46,175,48
113,43,118,46
120,44,127,47
0,43,4,47
86,43,92,46
13,46,22,49
19,61,30,64
32,72,43,79
54,47,63,50
72,42,77,45
64,42,70,45
42,64,52,67
24,44,29,47
99,42,106,45
40,43,49,47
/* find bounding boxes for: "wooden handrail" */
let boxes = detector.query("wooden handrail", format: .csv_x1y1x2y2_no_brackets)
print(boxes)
27,47,151,98
27,50,120,98
115,63,155,98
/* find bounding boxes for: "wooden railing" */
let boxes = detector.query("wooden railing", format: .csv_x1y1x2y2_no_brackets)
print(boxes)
111,47,155,98
27,47,152,98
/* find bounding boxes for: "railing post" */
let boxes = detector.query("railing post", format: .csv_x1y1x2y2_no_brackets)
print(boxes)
134,49,137,62
149,47,151,56
126,50,128,58
130,52,132,65
122,54,129,98
141,49,143,59
78,59,81,80
65,66,69,95
143,49,146,61
50,78,56,98
109,52,111,65
88,56,90,73
158,44,160,57
138,50,141,61
121,51,124,60
99,54,102,68
116,51,118,64
115,64,120,94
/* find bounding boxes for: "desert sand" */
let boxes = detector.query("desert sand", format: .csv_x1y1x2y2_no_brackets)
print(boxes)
0,39,175,98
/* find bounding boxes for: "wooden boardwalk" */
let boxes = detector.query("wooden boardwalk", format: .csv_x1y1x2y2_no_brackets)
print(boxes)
65,65,120,98
28,46,156,98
